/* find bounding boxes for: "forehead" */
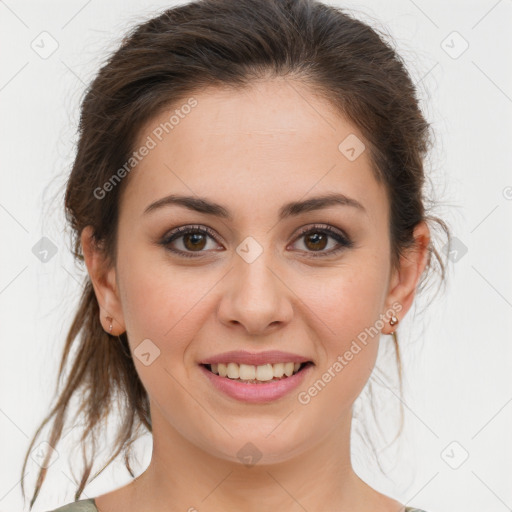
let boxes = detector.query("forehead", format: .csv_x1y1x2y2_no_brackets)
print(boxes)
120,79,388,224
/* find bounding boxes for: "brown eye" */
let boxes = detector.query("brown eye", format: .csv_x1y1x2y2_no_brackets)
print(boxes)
303,232,328,251
160,223,353,259
161,225,222,258
291,224,354,258
182,232,207,251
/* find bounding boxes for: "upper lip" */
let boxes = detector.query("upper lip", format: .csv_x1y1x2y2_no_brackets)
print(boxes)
199,350,313,366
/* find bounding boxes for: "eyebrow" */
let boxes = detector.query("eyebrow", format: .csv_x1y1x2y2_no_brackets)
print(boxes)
143,192,367,220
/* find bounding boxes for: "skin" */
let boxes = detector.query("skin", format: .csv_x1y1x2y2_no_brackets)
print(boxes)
82,78,430,512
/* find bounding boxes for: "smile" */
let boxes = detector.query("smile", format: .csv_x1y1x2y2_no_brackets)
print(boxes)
199,362,314,403
203,361,311,383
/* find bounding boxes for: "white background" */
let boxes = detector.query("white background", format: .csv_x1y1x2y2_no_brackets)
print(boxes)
1,1,511,511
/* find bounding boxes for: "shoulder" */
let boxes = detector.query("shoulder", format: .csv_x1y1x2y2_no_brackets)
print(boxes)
44,497,428,512
45,498,98,512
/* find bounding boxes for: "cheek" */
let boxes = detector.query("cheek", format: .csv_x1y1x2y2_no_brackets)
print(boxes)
303,259,388,340
117,251,217,351
295,257,388,397
116,254,216,409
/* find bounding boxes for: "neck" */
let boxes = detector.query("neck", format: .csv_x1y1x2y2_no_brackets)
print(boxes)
129,403,380,512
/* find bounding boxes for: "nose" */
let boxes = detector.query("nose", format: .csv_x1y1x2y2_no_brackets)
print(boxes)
216,251,294,336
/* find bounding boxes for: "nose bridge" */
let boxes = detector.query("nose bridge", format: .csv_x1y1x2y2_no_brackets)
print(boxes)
238,243,277,294
234,238,281,304
218,237,293,333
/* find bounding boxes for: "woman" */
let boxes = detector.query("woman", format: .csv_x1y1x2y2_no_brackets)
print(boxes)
22,0,450,510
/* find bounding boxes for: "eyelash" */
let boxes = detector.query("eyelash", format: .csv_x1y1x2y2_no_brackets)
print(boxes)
160,223,354,259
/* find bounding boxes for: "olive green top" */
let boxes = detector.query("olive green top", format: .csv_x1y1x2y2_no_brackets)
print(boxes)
47,498,430,511
46,499,98,511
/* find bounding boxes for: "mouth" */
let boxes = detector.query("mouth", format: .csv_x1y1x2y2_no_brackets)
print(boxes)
199,360,314,403
200,361,314,384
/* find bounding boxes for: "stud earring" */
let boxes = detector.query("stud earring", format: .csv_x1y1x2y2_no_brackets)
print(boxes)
389,314,399,328
106,316,113,334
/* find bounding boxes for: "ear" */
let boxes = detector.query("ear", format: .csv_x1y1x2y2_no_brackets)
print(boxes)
80,225,125,335
381,221,431,334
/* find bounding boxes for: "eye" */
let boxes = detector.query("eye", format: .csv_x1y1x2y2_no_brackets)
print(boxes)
160,223,354,258
160,225,222,258
289,223,354,258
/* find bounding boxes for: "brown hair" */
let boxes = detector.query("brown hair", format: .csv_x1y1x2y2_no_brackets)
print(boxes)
21,0,451,508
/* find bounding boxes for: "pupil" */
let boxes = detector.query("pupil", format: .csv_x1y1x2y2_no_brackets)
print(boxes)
307,232,326,250
185,233,206,251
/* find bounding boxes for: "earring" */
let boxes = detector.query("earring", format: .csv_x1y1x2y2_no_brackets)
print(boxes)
389,314,399,327
106,316,113,334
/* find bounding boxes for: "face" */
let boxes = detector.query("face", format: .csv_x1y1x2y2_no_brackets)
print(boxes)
84,78,428,466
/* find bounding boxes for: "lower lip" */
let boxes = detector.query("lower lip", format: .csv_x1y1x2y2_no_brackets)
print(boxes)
199,363,313,404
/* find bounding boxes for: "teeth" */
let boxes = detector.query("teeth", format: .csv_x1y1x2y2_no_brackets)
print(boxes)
209,361,304,381
227,362,239,379
240,363,256,380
